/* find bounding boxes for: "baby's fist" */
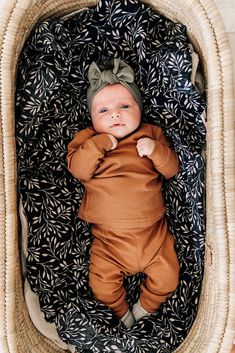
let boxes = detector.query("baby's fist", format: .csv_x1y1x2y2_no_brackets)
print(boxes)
107,134,118,150
136,137,155,157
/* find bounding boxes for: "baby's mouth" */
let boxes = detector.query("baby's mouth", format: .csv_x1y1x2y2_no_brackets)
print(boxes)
110,123,125,127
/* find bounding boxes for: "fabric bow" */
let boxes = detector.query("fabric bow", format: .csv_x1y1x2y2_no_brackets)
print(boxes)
88,58,135,91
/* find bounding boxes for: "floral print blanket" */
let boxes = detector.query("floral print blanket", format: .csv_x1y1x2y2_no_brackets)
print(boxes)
16,0,206,352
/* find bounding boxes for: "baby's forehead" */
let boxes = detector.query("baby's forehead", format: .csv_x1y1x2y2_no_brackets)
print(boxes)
92,84,135,106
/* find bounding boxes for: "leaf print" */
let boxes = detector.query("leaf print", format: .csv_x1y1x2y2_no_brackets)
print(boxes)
16,0,206,352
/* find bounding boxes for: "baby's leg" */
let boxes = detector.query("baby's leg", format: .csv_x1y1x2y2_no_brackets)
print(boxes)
89,238,129,319
139,231,179,315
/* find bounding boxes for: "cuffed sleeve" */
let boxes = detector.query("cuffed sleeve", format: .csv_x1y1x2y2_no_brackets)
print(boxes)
67,128,113,181
148,127,179,179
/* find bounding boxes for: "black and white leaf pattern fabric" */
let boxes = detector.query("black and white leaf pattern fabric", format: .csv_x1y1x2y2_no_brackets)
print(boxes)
16,0,206,352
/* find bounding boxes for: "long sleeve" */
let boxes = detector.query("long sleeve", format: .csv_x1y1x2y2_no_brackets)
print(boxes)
148,127,179,179
67,128,113,181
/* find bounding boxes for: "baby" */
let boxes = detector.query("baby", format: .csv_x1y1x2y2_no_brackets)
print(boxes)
67,58,180,328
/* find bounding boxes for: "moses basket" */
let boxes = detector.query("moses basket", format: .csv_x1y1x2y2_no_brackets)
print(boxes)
0,0,234,352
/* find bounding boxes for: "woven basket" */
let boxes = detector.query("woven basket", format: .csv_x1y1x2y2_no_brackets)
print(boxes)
0,0,234,352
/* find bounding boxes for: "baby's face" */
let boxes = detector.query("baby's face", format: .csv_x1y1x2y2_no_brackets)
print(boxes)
91,84,141,139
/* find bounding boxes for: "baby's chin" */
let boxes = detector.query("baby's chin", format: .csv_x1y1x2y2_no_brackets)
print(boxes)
111,131,133,139
107,125,140,139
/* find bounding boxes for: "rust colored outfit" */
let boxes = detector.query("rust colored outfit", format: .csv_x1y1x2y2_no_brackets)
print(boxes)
67,123,180,318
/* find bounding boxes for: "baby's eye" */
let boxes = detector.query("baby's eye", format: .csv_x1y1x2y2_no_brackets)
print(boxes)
121,104,129,109
98,108,108,114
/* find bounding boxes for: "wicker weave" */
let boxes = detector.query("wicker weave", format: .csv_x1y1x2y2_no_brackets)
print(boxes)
0,0,234,352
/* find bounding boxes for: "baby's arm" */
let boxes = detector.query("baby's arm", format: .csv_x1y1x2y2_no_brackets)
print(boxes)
136,129,179,179
67,129,117,181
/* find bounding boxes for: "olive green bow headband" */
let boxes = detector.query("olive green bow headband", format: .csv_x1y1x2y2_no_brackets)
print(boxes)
87,58,143,113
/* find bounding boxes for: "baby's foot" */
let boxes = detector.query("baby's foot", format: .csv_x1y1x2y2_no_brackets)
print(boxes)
120,309,135,328
132,300,150,321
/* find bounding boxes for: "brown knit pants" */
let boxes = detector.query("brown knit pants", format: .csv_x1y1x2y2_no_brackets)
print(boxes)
89,218,179,319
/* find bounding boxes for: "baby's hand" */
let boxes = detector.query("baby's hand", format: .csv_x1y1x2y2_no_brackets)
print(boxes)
107,134,118,150
136,138,155,157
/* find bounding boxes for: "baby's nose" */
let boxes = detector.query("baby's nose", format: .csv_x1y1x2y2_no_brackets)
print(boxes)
110,111,121,119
